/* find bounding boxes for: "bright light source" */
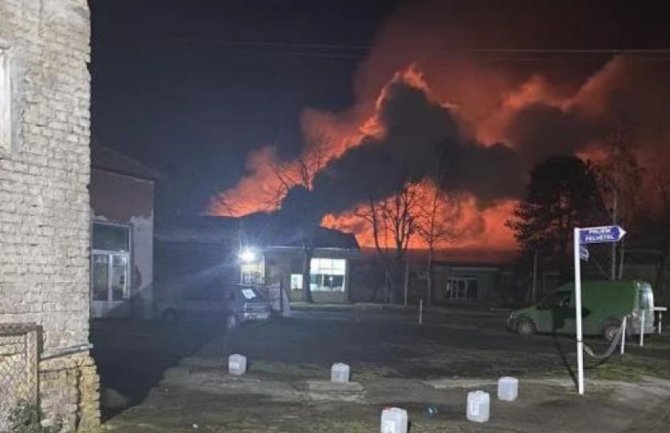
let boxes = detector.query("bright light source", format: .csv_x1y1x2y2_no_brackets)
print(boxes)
238,248,257,263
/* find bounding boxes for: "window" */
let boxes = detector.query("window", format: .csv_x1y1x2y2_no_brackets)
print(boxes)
290,274,303,290
538,291,571,309
93,223,130,252
310,258,346,292
0,47,10,152
446,277,479,301
91,252,130,302
289,259,347,292
241,271,262,285
91,223,131,303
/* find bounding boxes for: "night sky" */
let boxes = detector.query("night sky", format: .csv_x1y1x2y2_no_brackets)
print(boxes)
90,0,399,216
90,0,670,220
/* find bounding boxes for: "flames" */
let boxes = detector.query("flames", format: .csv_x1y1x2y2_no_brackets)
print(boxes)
208,17,670,256
321,196,516,251
207,59,605,251
207,63,522,253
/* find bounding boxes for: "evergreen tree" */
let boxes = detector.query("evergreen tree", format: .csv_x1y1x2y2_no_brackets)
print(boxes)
507,156,607,279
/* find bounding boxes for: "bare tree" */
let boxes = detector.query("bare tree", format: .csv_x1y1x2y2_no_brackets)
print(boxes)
270,136,329,303
596,121,643,280
415,179,461,306
357,182,423,303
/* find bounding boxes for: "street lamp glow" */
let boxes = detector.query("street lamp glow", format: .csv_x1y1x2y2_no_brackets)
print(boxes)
239,248,257,263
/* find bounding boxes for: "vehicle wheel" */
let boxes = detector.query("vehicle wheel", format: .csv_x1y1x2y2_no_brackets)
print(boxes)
517,318,537,336
161,309,179,323
225,315,238,330
602,320,622,342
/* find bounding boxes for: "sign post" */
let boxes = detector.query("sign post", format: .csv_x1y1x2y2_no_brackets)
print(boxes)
574,225,626,395
573,228,585,395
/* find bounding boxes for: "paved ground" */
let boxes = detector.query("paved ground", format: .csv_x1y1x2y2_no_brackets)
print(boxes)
92,305,670,432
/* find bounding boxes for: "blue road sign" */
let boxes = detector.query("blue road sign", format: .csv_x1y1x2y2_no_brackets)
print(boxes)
579,225,626,244
579,245,589,261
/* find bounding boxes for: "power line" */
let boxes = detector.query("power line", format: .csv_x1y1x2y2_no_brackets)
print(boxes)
173,37,670,54
165,37,670,61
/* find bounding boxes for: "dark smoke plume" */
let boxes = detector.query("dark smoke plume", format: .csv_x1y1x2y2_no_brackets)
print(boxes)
300,77,524,215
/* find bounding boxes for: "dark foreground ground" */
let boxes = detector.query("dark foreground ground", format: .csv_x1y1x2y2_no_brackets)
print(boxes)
92,305,670,432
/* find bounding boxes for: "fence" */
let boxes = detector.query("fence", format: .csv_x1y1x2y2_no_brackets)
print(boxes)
0,324,39,431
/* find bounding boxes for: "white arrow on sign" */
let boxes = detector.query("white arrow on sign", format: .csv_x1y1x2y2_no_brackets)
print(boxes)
579,225,626,244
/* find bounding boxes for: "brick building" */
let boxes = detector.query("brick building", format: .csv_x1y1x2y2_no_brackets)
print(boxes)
0,0,99,430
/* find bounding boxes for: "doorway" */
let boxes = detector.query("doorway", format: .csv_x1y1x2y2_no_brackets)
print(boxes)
91,222,131,318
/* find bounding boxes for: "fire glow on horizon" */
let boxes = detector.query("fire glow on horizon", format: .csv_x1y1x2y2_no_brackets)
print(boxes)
207,67,522,251
207,4,670,254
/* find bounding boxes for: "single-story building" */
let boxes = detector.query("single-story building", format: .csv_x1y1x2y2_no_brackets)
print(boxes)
89,145,159,318
257,228,360,303
154,214,360,304
349,248,514,306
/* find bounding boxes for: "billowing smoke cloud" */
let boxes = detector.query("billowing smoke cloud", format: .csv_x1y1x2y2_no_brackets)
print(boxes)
502,56,670,164
308,72,524,214
210,0,670,253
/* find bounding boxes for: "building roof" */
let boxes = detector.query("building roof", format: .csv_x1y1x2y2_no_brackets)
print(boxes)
155,214,360,251
91,145,161,181
266,225,360,250
358,247,515,267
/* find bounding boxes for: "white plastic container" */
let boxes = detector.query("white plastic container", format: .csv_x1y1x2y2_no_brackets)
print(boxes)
228,354,247,376
466,390,490,423
497,376,519,401
380,407,408,433
330,363,351,383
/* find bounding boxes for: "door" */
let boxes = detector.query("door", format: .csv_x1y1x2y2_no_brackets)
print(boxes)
91,251,130,317
534,290,572,333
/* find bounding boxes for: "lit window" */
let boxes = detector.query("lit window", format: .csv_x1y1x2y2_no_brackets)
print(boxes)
309,258,346,292
290,274,303,290
0,47,10,152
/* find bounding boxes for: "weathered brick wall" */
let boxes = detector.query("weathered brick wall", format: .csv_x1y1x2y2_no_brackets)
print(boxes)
0,0,99,430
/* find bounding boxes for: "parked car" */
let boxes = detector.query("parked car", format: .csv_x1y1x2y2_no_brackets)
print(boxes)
158,281,271,329
507,280,655,341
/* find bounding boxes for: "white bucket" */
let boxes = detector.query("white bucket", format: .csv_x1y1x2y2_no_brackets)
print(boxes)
228,354,247,376
466,390,490,423
498,376,519,401
380,407,408,433
330,363,351,383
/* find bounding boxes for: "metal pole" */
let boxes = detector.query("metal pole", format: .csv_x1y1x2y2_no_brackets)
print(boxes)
419,299,423,325
574,228,585,395
611,187,618,280
404,260,409,307
620,316,626,355
659,310,663,334
639,310,645,347
531,249,538,303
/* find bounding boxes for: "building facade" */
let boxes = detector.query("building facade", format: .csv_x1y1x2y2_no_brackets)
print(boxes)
261,245,359,304
349,249,511,306
0,0,99,429
90,145,157,319
155,216,360,305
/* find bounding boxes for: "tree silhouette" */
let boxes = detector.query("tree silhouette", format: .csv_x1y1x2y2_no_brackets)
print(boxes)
507,155,607,280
